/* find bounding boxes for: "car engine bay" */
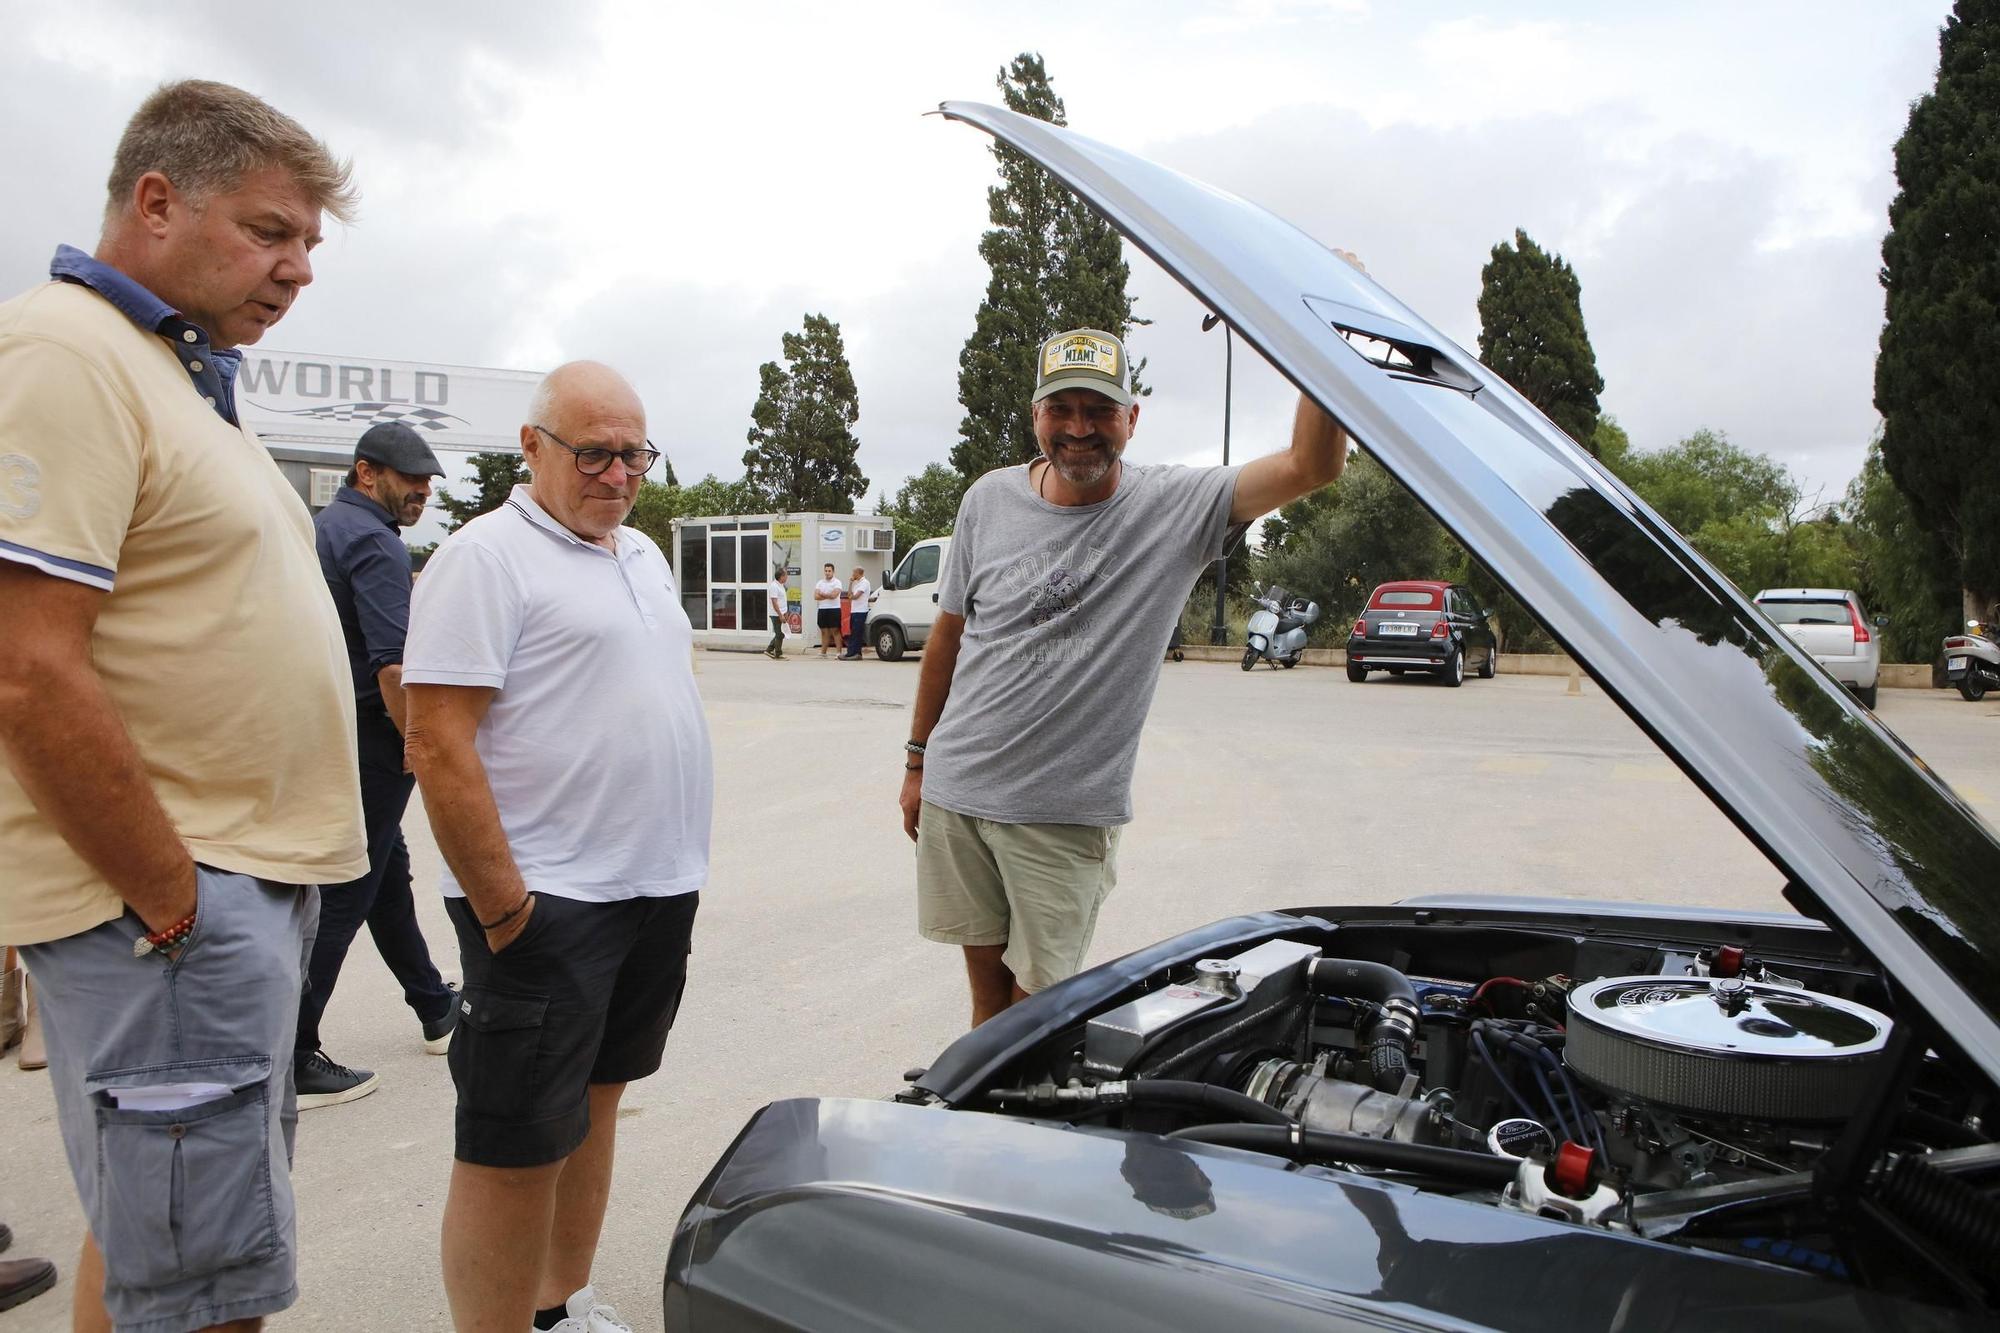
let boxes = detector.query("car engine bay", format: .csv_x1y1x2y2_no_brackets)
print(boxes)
917,911,2000,1314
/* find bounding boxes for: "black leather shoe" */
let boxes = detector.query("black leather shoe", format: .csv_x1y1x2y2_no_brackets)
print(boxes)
0,1256,56,1311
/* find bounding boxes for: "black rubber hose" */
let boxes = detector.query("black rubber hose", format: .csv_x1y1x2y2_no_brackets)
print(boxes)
1126,1080,1296,1127
1306,957,1417,1008
1167,1123,1520,1187
1308,957,1420,1093
1368,1036,1410,1093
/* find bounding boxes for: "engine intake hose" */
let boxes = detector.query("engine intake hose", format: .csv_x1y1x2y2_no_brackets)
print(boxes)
1307,957,1421,1093
983,1079,1295,1128
1167,1123,1519,1187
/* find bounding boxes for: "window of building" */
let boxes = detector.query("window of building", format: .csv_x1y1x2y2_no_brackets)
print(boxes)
309,467,345,508
680,524,708,628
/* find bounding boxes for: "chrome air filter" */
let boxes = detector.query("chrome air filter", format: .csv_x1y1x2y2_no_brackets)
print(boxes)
1565,976,1891,1122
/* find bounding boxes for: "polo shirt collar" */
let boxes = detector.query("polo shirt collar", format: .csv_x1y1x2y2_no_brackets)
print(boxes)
49,245,244,425
50,244,177,330
502,484,627,555
334,483,397,530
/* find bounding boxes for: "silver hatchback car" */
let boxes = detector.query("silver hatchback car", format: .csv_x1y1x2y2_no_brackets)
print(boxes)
1754,587,1883,708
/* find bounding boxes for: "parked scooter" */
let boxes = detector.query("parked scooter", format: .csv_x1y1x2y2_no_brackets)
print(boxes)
1945,614,2000,701
1242,583,1320,670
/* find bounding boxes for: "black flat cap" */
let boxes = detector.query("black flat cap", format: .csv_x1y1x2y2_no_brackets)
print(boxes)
354,422,446,477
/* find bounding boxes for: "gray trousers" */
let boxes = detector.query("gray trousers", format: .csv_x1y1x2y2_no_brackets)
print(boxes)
24,868,318,1333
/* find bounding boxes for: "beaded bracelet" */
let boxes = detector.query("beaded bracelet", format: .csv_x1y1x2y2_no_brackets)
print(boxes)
134,909,197,958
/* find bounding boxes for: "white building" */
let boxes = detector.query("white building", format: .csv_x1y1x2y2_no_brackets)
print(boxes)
239,348,539,545
670,512,896,648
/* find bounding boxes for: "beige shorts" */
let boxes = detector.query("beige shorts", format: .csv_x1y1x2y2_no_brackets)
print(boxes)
915,800,1122,993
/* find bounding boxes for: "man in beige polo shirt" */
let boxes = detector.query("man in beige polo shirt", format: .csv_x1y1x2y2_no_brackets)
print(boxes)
0,81,364,1332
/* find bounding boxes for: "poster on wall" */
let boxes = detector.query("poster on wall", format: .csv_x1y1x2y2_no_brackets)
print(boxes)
772,521,804,634
820,526,847,552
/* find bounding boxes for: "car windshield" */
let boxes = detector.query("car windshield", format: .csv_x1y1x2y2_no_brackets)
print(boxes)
1372,590,1439,609
1758,600,1851,626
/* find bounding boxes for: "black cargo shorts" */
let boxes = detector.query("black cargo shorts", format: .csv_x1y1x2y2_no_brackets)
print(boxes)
444,890,698,1167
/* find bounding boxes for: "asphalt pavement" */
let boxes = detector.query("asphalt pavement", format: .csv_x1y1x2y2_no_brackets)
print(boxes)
4,653,1998,1329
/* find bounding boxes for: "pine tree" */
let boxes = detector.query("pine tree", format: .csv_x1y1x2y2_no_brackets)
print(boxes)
952,53,1143,483
880,462,968,555
436,450,529,533
1875,0,2000,614
742,313,866,513
1476,229,1605,454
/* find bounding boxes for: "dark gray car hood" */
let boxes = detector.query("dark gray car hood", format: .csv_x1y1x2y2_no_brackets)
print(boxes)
937,101,2000,1081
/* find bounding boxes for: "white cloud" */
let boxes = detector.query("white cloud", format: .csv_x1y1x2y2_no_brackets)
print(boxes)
0,0,1955,509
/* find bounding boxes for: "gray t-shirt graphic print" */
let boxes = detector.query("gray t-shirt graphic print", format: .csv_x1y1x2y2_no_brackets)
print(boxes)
922,460,1240,826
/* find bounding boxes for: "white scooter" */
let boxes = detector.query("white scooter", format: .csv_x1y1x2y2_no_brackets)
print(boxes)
1946,614,2000,701
1242,583,1320,671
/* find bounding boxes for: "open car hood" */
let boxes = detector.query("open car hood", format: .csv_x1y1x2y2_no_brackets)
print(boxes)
937,101,2000,1083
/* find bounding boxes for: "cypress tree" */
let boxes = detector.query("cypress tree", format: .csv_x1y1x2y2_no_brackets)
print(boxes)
1476,229,1605,453
1875,0,2000,614
952,53,1143,483
743,313,866,513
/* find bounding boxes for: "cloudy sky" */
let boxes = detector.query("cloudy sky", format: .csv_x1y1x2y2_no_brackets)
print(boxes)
1,0,1954,522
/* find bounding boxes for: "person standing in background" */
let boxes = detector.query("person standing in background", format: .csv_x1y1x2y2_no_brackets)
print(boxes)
296,419,461,1111
768,567,790,660
843,565,873,659
813,561,843,657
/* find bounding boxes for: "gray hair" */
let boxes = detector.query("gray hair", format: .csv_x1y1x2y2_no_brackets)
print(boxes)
106,80,358,224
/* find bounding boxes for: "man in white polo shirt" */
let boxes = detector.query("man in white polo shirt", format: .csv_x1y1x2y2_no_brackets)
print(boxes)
403,361,711,1333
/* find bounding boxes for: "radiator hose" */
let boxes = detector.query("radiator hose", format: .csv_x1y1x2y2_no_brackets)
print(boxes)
984,1078,1295,1127
1307,957,1420,1093
1168,1122,1519,1187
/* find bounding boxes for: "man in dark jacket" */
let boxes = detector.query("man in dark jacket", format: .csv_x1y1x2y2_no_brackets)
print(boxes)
297,420,459,1107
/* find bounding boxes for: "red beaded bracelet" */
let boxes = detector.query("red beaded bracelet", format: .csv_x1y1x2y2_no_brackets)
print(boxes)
134,909,197,958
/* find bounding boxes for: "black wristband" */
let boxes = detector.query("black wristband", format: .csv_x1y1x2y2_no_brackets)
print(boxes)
477,895,531,931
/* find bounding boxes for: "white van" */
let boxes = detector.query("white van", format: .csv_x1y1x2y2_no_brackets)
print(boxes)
867,536,952,660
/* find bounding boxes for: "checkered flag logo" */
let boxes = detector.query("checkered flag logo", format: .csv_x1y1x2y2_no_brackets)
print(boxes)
246,401,467,431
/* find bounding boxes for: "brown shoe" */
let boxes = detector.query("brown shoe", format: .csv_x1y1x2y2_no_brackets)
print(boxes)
0,1256,57,1311
16,977,44,1071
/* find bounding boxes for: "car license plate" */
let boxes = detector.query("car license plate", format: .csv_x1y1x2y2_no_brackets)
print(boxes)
1379,622,1419,637
1950,657,1967,671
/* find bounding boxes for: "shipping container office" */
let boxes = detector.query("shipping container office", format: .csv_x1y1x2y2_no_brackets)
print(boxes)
670,513,896,649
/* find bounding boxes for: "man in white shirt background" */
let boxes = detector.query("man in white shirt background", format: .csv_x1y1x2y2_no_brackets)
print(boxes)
842,565,873,660
812,562,844,657
768,568,790,660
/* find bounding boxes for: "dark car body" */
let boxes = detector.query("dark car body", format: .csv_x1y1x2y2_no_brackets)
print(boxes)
1348,579,1498,684
665,102,2000,1330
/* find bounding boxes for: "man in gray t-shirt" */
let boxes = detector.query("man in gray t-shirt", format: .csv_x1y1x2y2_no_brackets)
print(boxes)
902,326,1348,1025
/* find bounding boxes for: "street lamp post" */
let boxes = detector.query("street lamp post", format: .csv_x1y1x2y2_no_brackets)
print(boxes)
1203,312,1233,645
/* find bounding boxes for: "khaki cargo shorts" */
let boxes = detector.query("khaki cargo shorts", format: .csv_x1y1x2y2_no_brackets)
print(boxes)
915,800,1122,993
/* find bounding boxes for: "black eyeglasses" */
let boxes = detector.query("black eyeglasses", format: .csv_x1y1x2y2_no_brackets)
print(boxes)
531,424,662,477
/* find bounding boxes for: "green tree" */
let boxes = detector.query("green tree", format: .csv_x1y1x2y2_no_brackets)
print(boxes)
952,53,1144,483
1477,229,1605,453
1615,427,1794,536
1875,0,2000,616
743,313,866,513
878,463,966,556
625,474,769,551
1607,426,1859,599
1847,440,1961,662
1259,450,1458,640
436,450,529,533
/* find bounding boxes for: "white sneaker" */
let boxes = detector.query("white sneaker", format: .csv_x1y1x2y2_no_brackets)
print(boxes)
568,1285,633,1333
